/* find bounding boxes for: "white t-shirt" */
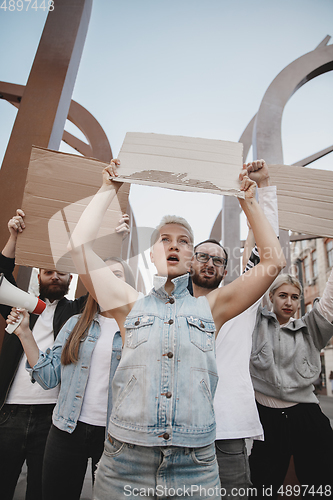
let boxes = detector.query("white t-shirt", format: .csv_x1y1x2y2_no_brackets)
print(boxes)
214,300,264,441
214,186,279,441
78,314,119,427
7,299,60,404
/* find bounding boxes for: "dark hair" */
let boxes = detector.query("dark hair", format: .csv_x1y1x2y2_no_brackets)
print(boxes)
194,239,228,266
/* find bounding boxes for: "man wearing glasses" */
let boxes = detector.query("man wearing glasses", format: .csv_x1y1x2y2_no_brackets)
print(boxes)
191,245,228,292
190,160,279,500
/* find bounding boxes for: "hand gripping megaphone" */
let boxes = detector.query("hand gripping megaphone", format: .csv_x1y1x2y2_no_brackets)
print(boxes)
0,273,46,334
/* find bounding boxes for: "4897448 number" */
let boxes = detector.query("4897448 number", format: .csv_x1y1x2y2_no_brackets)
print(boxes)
277,485,331,497
1,0,54,11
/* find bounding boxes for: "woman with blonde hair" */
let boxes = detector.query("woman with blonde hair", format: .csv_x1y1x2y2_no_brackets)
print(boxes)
6,257,136,500
66,159,285,500
249,270,333,499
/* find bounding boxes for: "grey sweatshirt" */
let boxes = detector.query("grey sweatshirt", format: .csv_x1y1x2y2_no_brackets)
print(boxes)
250,302,333,404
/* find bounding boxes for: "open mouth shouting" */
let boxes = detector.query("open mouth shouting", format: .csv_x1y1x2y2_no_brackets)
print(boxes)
167,254,180,264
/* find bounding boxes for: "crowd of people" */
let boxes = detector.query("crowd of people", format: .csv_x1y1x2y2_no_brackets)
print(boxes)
0,159,332,500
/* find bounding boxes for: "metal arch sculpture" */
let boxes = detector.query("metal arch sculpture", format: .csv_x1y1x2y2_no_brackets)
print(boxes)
0,0,143,299
253,36,333,163
0,0,93,253
213,36,333,280
0,81,144,294
0,0,94,346
65,101,112,162
0,81,112,163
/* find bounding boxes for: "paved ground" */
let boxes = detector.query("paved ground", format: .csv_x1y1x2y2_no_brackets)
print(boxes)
13,395,333,499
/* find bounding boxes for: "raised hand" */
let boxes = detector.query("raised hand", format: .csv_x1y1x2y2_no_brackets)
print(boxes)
8,209,25,238
102,159,120,186
116,214,130,237
239,168,257,199
244,159,270,188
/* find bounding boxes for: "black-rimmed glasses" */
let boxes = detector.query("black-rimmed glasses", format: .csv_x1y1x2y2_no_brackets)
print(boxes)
194,252,227,268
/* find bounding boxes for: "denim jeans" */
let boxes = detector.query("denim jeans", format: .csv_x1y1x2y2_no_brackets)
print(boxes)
215,439,252,500
94,435,221,499
42,422,105,500
0,403,54,500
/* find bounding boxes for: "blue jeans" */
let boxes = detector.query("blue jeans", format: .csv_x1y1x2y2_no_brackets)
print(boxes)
0,403,54,500
215,439,252,500
94,435,221,499
42,422,105,500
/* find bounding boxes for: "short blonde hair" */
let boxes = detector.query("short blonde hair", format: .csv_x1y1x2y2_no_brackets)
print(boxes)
269,274,302,300
150,215,194,247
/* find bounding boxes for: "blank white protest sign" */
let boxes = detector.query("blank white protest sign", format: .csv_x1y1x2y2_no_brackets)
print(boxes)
116,132,244,198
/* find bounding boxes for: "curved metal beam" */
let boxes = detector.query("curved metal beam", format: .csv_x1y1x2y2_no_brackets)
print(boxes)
209,116,255,244
0,0,93,253
292,145,333,167
0,81,112,162
67,101,112,162
239,114,256,162
253,37,333,163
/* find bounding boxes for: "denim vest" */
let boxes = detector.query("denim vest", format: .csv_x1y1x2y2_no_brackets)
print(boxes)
108,273,218,447
27,314,122,435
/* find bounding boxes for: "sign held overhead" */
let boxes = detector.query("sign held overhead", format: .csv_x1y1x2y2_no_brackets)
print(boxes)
116,132,245,198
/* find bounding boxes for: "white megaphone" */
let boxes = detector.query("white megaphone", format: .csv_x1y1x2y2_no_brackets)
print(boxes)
0,273,46,334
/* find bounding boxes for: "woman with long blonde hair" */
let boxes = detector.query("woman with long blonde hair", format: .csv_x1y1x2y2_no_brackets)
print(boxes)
66,159,285,500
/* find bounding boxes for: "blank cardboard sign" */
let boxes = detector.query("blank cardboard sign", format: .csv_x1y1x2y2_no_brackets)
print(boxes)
15,144,333,275
15,146,130,273
116,132,245,198
269,164,333,238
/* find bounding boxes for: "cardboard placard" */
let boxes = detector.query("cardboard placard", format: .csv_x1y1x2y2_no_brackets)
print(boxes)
269,164,333,238
116,132,244,198
15,143,333,275
16,146,130,273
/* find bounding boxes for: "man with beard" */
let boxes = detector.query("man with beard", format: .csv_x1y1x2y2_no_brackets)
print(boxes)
0,209,87,500
191,239,228,292
190,160,279,500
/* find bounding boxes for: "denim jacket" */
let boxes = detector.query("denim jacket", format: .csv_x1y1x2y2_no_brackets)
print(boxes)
26,314,122,434
108,273,218,447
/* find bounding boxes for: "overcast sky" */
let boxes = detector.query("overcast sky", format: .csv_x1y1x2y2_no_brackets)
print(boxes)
1,0,332,290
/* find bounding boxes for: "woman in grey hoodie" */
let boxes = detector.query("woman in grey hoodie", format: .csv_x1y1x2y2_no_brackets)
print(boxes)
249,271,333,500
